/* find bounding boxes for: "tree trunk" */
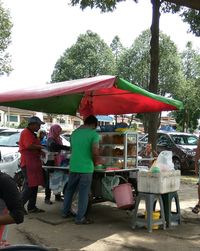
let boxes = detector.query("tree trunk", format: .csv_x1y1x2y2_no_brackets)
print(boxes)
129,114,134,127
186,109,190,132
148,0,160,151
114,115,117,124
143,113,149,133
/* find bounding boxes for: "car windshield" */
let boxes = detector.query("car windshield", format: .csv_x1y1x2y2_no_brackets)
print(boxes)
171,134,198,146
0,132,20,147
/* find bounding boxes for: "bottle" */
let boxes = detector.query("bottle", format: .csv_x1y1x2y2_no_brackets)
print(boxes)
151,166,160,173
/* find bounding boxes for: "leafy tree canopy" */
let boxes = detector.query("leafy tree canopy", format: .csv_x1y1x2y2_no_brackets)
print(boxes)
51,30,116,82
117,30,183,96
181,9,200,36
69,0,200,36
181,41,200,79
110,35,124,64
0,1,13,76
164,0,200,11
172,42,200,131
161,2,200,36
69,0,200,12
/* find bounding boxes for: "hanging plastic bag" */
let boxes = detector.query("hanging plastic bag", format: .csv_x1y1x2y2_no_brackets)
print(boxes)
156,151,174,171
101,176,120,201
49,171,69,194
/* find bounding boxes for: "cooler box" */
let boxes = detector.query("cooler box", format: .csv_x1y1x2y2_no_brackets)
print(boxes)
137,170,181,194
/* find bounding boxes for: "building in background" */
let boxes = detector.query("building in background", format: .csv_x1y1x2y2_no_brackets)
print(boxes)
0,106,83,133
0,106,35,128
160,116,177,131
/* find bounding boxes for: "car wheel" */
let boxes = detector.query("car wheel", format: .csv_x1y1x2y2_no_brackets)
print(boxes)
173,157,181,171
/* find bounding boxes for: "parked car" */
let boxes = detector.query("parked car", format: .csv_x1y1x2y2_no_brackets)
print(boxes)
0,127,11,132
138,133,148,151
0,129,23,189
61,133,71,144
0,128,70,179
138,131,198,172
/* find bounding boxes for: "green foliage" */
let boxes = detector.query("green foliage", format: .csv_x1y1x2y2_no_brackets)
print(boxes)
172,43,200,131
181,9,200,36
18,120,28,128
110,35,124,65
117,30,183,95
161,2,200,37
160,1,181,14
181,41,200,79
70,0,137,12
117,30,151,88
0,1,13,76
51,30,116,82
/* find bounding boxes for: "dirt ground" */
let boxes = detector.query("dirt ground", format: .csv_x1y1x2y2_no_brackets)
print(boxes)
7,173,200,251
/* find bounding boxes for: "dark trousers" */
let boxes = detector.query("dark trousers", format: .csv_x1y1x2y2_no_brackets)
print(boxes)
43,169,51,200
21,168,38,210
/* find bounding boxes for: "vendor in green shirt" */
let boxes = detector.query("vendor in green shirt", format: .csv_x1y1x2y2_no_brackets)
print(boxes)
63,115,100,224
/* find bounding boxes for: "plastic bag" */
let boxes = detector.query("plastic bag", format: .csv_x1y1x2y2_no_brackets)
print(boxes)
156,151,174,171
41,149,48,164
49,171,69,194
101,176,120,201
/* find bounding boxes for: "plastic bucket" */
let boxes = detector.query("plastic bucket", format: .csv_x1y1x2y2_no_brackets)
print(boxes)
112,183,134,209
145,211,160,230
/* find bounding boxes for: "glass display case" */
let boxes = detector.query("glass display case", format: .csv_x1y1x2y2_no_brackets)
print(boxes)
99,131,138,170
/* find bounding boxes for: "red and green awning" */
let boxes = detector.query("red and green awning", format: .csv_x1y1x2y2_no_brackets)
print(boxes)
0,76,183,115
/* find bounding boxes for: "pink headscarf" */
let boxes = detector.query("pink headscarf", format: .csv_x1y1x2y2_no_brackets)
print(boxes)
48,124,63,145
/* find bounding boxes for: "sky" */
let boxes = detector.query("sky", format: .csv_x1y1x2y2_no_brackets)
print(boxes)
0,0,199,90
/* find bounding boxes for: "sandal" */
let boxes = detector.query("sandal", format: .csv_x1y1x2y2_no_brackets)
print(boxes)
62,211,77,218
45,199,53,205
192,204,200,214
75,218,94,225
28,207,45,213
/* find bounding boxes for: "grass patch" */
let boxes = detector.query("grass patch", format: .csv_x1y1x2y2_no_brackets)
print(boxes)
181,175,198,185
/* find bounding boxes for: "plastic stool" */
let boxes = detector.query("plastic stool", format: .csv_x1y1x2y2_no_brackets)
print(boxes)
132,192,166,233
162,191,181,228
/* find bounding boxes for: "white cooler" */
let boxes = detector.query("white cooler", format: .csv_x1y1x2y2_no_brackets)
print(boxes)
137,170,181,194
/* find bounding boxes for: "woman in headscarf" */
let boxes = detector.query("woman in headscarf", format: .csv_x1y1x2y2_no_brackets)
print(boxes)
44,124,70,204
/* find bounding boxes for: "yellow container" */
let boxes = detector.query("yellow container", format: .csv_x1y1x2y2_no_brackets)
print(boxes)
144,211,160,230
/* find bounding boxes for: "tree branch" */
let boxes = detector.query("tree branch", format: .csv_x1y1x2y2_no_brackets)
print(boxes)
165,0,200,10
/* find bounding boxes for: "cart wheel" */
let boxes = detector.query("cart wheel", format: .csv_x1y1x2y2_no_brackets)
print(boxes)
173,157,182,171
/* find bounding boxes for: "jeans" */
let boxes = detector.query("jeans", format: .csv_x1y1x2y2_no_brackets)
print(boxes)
21,168,38,210
63,172,93,222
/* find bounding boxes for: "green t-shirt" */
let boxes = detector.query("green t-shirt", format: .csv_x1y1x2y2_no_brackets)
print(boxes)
70,128,100,173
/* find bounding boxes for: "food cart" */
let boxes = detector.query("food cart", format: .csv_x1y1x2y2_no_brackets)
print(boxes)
42,130,140,211
0,75,183,210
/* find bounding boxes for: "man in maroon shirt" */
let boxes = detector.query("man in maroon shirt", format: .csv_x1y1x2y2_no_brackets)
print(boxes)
19,116,45,214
